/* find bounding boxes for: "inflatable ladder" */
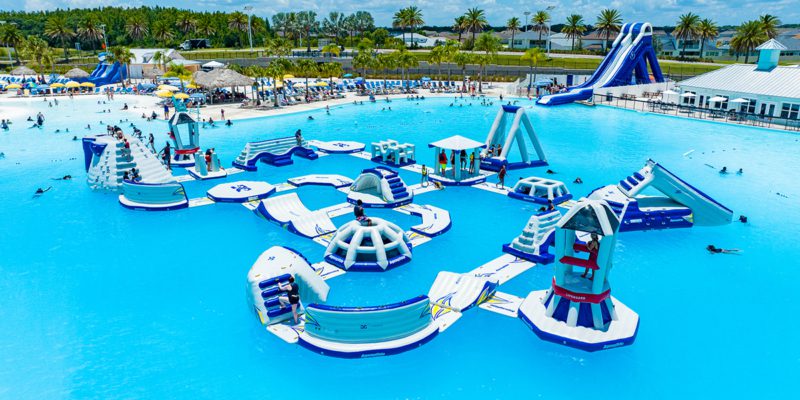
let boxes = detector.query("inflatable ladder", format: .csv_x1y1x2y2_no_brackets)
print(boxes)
502,210,560,263
617,171,647,194
377,167,410,201
258,273,296,321
232,136,319,170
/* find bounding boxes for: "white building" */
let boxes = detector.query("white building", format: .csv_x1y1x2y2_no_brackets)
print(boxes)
676,39,800,119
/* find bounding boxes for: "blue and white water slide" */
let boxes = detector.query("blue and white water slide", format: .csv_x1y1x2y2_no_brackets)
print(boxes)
537,22,664,106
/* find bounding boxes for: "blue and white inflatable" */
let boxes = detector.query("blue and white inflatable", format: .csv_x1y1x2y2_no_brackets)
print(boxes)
508,177,572,205
324,218,413,271
346,167,413,208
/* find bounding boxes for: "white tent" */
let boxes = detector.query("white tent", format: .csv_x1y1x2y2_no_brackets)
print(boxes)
203,61,225,69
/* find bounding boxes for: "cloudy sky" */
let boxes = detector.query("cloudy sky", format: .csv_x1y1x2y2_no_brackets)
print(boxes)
5,0,798,27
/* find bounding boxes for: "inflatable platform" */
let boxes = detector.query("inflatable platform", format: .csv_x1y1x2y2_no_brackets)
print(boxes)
346,167,413,208
288,174,353,188
395,204,452,237
118,180,189,211
254,193,337,238
370,139,416,167
308,140,366,154
207,181,276,203
324,218,413,271
232,136,319,171
588,159,733,231
502,209,560,263
508,177,572,205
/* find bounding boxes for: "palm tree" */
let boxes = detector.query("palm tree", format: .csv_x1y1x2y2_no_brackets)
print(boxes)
464,8,488,43
228,11,249,47
506,17,520,50
392,8,409,45
196,17,216,38
126,14,149,41
318,62,343,92
759,14,781,39
321,43,341,58
473,32,501,92
323,12,346,45
429,44,446,79
674,12,700,57
265,37,293,59
442,40,459,82
452,51,473,90
78,16,103,53
294,58,318,101
176,12,198,35
393,47,418,88
152,50,169,71
1,23,24,63
164,62,192,90
343,14,358,45
532,10,551,47
405,6,424,49
353,11,375,36
521,47,546,95
151,20,175,45
731,20,767,63
44,15,75,62
561,14,586,51
453,16,467,42
265,58,293,107
697,18,718,59
108,46,134,86
595,8,622,53
20,35,50,72
375,52,396,89
297,11,319,52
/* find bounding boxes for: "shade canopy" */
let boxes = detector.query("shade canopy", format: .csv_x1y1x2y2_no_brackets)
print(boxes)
202,61,225,68
679,92,696,97
10,66,36,75
5,83,21,89
80,82,95,87
557,199,620,236
64,68,90,78
173,93,190,99
708,96,727,102
158,84,179,91
65,81,80,88
50,83,65,88
730,98,749,103
428,135,486,151
155,90,174,98
662,89,678,95
193,68,254,88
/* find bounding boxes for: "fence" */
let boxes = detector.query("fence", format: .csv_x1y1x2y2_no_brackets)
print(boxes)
593,93,800,132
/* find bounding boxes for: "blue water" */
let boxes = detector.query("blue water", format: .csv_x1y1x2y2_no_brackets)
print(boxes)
1,95,798,399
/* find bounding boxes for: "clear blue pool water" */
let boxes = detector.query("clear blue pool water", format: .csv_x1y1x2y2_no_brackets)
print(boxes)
1,95,798,399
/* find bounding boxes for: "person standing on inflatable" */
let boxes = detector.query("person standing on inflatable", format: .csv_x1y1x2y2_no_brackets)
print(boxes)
277,277,301,324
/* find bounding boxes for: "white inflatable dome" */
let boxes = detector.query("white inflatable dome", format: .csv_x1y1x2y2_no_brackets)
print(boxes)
324,218,412,271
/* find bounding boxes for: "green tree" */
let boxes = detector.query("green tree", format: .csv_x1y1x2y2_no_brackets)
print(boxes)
392,8,409,44
463,8,488,43
151,20,175,45
323,12,346,45
506,17,520,50
125,14,149,42
375,52,396,89
43,14,75,62
731,20,767,63
78,16,103,53
20,35,51,72
196,16,216,38
393,47,418,89
294,58,319,100
532,10,551,47
473,32,501,92
453,51,473,87
108,46,134,86
595,8,622,53
452,16,467,43
265,58,294,107
318,62,343,91
697,18,718,59
442,40,459,82
429,44,445,79
176,12,198,35
674,12,700,57
297,11,319,52
265,36,292,59
0,23,24,63
321,43,341,58
561,14,586,51
759,14,781,39
405,6,424,49
521,47,546,95
228,11,249,47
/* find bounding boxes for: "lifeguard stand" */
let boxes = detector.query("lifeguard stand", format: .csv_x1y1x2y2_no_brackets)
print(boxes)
517,199,640,351
168,99,200,167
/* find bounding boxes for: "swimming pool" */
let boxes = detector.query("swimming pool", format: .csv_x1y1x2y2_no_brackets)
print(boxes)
1,95,798,399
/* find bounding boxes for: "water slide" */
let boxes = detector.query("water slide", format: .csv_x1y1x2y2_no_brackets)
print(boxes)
77,61,127,86
346,167,413,207
481,105,547,171
537,22,664,106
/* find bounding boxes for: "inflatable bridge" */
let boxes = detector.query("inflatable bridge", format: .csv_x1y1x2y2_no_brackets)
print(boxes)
232,136,318,171
537,22,664,106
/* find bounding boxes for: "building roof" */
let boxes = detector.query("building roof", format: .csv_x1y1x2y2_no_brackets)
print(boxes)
678,64,800,99
428,135,485,151
756,39,787,50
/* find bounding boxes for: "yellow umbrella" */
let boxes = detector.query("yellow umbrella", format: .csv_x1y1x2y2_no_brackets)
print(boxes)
173,93,190,100
155,90,174,98
65,81,80,88
80,82,95,87
283,74,295,79
158,84,179,91
50,83,65,88
314,81,329,87
185,83,198,89
5,83,21,89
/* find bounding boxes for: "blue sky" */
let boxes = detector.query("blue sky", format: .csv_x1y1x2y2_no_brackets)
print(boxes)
6,0,798,27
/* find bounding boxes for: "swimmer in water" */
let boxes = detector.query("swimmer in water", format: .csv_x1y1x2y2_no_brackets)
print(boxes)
34,186,52,196
719,166,728,174
706,245,740,254
53,175,72,180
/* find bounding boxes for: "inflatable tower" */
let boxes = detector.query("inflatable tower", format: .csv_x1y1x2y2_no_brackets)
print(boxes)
168,99,200,168
518,199,639,351
481,105,547,171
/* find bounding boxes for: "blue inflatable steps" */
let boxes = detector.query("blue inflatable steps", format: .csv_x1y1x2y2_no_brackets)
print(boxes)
232,136,319,171
258,274,295,319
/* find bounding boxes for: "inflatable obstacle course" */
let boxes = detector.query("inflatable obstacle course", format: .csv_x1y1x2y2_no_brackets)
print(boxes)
346,167,413,208
370,139,416,167
232,136,319,170
508,177,572,205
481,105,547,171
254,193,337,238
324,218,413,271
308,140,366,154
167,111,201,168
502,210,561,263
206,181,276,203
287,174,353,188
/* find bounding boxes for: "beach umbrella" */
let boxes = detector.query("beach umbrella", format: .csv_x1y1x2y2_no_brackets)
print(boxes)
174,93,190,100
155,90,174,98
679,92,696,97
185,83,199,89
662,89,678,95
283,74,295,79
158,84,179,91
421,76,431,81
314,81,329,87
50,83,65,88
707,96,727,102
64,68,90,79
730,98,749,103
343,73,353,78
80,82,96,87
10,66,36,75
202,61,225,68
145,67,164,78
5,83,21,89
65,81,80,88
37,84,50,89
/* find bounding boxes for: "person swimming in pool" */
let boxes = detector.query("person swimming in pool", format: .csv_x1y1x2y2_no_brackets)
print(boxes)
277,276,301,324
33,186,52,196
719,166,728,174
706,245,740,254
53,175,72,180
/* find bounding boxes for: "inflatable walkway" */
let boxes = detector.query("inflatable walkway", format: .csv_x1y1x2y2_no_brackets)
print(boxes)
588,159,733,231
232,136,318,170
428,272,498,313
254,193,336,238
537,22,664,106
481,105,547,171
288,174,353,188
346,167,413,208
118,181,188,211
395,204,452,237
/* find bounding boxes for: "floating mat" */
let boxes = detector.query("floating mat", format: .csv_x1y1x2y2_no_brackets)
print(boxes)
428,271,498,313
395,203,452,237
288,174,353,188
311,261,347,280
469,254,536,285
308,140,366,154
479,291,524,318
207,181,276,203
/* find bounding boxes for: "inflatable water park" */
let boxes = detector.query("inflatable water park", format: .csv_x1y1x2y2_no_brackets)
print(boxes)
78,92,735,359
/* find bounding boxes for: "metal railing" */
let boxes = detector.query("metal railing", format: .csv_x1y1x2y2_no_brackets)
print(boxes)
593,93,800,132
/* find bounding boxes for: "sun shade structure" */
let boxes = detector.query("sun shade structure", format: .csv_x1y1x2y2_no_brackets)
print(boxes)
64,68,90,78
10,66,36,75
428,135,485,151
202,61,225,68
428,135,487,185
193,68,254,89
